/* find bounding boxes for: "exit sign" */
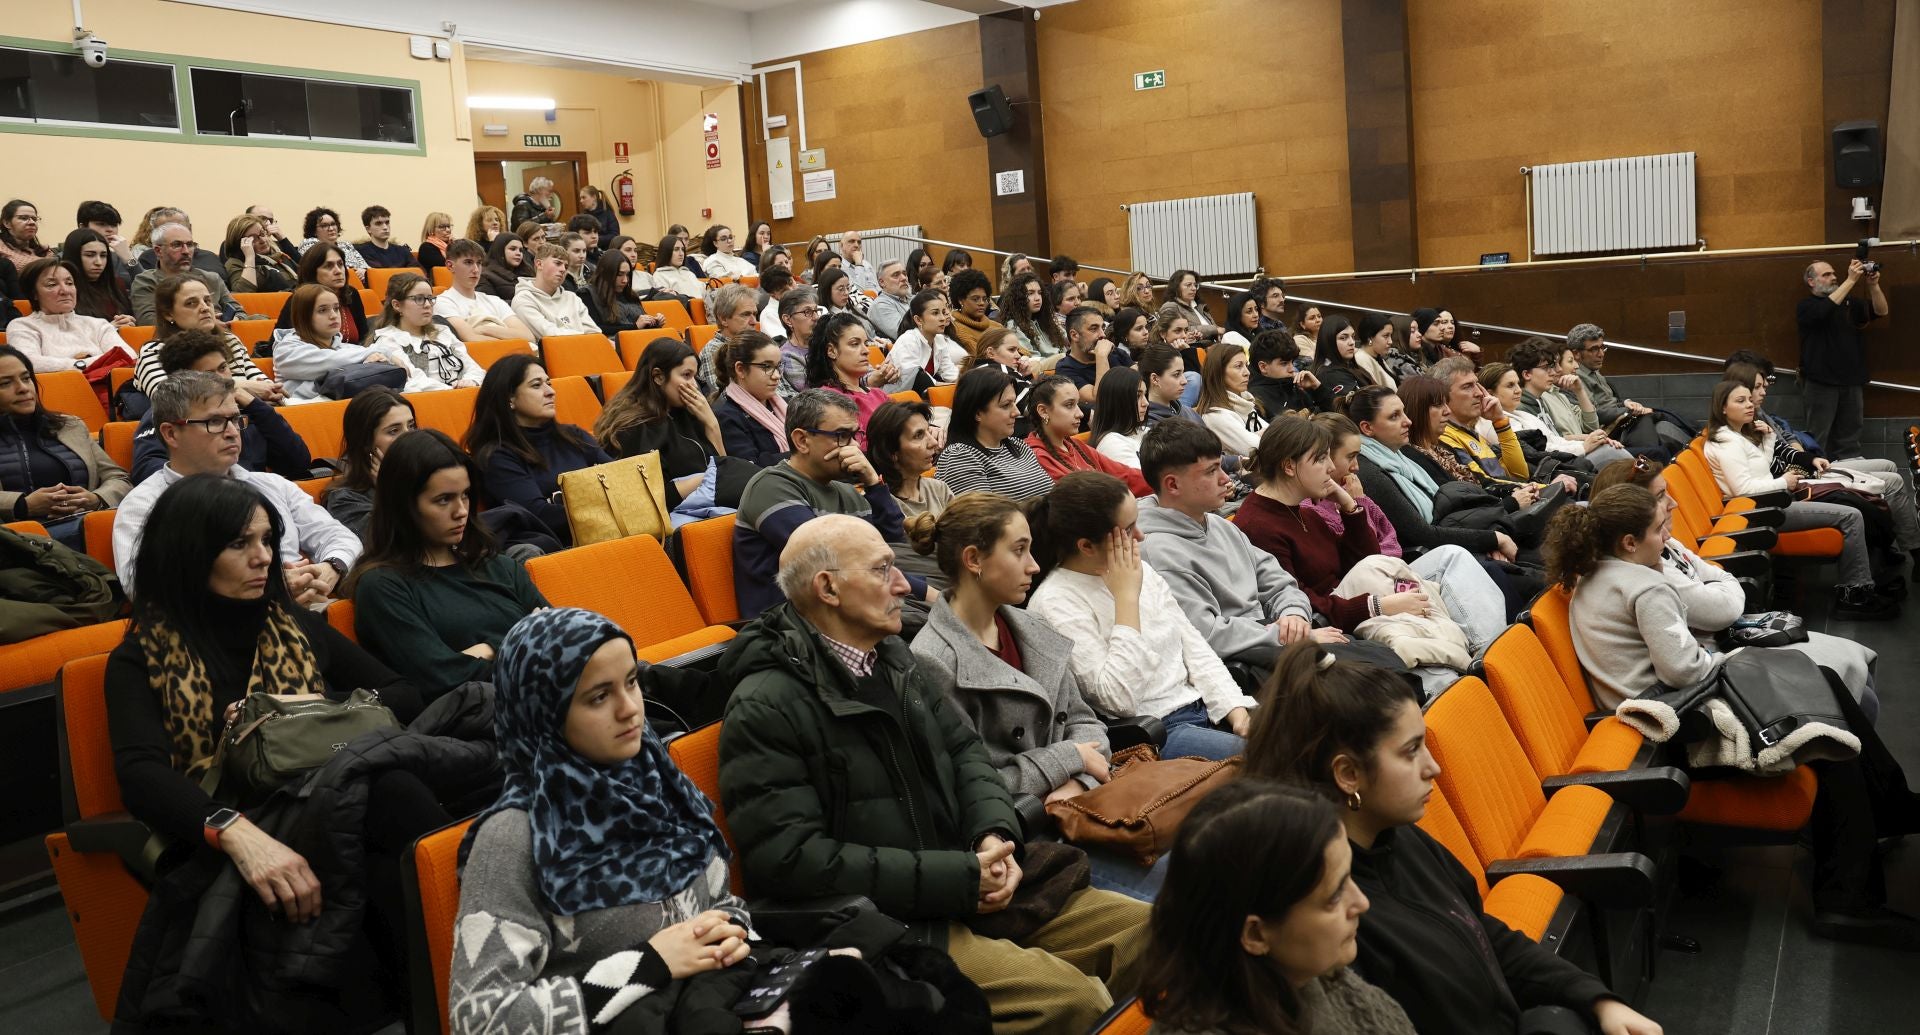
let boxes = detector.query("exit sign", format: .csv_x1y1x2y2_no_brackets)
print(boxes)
1134,70,1166,91
523,134,561,147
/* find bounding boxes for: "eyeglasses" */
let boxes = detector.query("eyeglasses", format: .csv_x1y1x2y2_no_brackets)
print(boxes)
801,426,858,445
746,361,781,373
403,294,436,305
315,220,339,230
1582,343,1608,352
826,560,897,582
172,413,249,435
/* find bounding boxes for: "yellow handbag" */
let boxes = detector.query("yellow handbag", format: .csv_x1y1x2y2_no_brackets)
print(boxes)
556,451,671,545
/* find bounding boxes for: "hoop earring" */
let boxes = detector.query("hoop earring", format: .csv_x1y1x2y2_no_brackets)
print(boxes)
1345,790,1363,812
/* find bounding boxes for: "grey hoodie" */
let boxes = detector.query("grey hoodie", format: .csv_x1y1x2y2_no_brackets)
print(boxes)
1135,496,1313,661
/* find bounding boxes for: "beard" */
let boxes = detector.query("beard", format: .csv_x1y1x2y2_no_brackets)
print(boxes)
1814,283,1838,297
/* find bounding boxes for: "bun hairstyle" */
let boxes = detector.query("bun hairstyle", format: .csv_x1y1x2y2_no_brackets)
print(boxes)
1345,384,1398,427
1025,470,1131,582
1242,640,1421,804
905,492,1025,582
1541,483,1659,590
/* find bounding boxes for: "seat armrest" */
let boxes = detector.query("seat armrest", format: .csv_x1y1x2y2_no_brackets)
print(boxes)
1700,526,1777,551
1582,710,1611,732
66,811,160,880
1729,506,1786,529
1543,766,1691,815
1011,793,1052,841
1728,490,1792,510
1485,852,1658,907
1104,714,1167,750
1702,549,1769,579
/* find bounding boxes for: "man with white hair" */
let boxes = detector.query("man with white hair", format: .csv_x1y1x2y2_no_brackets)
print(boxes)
130,222,241,325
866,258,912,340
509,177,557,228
133,207,223,276
718,514,1150,1034
838,230,878,294
1798,257,1888,459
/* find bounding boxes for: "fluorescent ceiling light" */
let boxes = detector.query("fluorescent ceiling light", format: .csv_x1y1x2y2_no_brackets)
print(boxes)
466,95,556,110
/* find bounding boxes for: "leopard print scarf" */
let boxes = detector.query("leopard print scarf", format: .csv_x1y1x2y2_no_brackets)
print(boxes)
139,603,325,780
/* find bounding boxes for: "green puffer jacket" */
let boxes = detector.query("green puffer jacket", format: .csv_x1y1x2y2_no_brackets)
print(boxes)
717,600,1022,947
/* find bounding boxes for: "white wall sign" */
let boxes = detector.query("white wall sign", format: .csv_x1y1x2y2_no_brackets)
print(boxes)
803,169,838,203
767,136,795,220
995,170,1025,196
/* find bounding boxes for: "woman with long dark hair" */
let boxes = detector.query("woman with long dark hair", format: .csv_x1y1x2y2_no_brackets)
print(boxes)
60,227,132,325
804,312,894,448
739,220,772,267
934,365,1054,501
465,354,610,546
1023,375,1150,495
478,234,528,301
1195,341,1268,456
1219,290,1262,349
1089,366,1150,469
272,244,370,345
999,271,1059,360
270,283,416,402
594,338,724,507
1312,315,1371,411
322,387,415,537
298,206,368,277
0,344,128,548
0,199,50,268
222,214,298,293
877,288,967,393
584,251,664,335
1156,268,1220,343
651,234,705,298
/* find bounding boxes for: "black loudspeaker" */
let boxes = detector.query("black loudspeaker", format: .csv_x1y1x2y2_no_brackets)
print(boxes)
968,86,1015,138
1833,121,1882,189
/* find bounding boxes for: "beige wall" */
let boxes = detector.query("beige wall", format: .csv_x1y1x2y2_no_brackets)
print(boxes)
7,0,476,247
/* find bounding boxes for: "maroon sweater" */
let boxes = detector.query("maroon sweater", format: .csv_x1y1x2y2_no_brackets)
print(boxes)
1233,491,1380,631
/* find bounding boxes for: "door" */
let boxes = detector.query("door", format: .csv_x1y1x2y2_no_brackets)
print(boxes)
473,153,589,222
522,162,577,221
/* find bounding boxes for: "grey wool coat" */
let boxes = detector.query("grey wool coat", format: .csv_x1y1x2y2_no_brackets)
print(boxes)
911,598,1111,798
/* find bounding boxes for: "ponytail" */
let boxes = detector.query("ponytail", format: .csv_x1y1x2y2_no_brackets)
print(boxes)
1243,640,1421,804
1024,471,1130,588
908,493,1024,582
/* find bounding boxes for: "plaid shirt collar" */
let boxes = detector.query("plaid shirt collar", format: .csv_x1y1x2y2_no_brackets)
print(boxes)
817,631,879,679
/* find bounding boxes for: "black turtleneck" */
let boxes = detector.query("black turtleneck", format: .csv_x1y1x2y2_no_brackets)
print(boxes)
106,596,418,844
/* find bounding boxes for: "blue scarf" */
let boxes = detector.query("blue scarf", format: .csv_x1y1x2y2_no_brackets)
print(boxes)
1360,435,1439,523
470,608,728,915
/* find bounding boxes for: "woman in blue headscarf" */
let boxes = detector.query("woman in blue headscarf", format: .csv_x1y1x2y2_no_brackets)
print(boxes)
450,608,752,1034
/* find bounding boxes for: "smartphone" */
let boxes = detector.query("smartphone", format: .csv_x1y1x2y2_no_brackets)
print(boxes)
1393,578,1420,595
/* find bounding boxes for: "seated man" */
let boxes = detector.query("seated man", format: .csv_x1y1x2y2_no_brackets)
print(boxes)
131,222,240,324
1568,322,1694,453
114,370,358,604
1246,329,1316,417
732,389,932,618
718,514,1149,1034
130,331,312,483
510,243,597,341
866,259,911,341
1053,306,1122,405
131,207,224,276
355,205,413,268
1432,356,1579,495
1508,337,1632,470
433,239,536,343
1134,419,1325,672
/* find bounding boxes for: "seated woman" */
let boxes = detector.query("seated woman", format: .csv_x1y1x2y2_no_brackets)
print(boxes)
1305,411,1401,557
1704,378,1895,618
0,199,50,269
908,493,1165,902
465,205,506,246
1108,305,1153,372
1024,375,1150,496
1409,308,1470,368
1138,778,1416,1035
1140,342,1201,430
1218,289,1262,349
1233,416,1509,655
1086,276,1122,315
1149,309,1204,407
806,312,895,449
107,475,449,1029
5,256,135,373
868,399,951,522
1088,367,1150,470
60,228,133,326
878,288,968,394
299,207,368,277
756,244,791,277
947,268,1003,355
451,607,751,1034
1312,315,1372,412
366,272,484,392
466,354,611,547
0,345,129,548
1380,314,1428,385
134,275,278,398
1399,376,1555,543
696,224,756,280
1026,471,1255,761
712,331,789,468
816,267,879,342
349,429,548,701
1353,313,1398,390
1547,485,1920,947
222,215,298,293
1292,304,1323,363
271,283,423,403
934,365,1055,502
583,251,665,337
478,235,528,301
416,211,454,280
1047,279,1084,343
773,288,817,399
958,328,1035,423
1479,360,1599,480
1243,642,1660,1035
1155,269,1222,344
322,387,415,538
651,234,706,299
272,244,370,348
1000,272,1059,361
1195,341,1268,456
739,220,772,268
593,338,725,509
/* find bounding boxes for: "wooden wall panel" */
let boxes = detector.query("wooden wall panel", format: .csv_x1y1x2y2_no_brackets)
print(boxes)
1408,0,1828,267
1035,0,1355,276
744,24,993,250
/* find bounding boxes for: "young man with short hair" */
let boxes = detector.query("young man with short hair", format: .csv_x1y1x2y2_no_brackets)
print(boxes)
758,266,795,336
434,239,535,342
357,205,413,268
1252,277,1289,331
1247,329,1315,416
511,243,596,340
73,200,133,267
1049,254,1079,283
565,214,602,267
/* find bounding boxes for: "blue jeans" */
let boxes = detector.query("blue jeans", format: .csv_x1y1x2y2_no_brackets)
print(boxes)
1161,701,1243,761
1085,846,1169,902
1179,370,1202,408
40,514,86,552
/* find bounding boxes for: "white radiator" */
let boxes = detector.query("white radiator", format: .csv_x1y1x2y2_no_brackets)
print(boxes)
1530,152,1697,255
829,224,923,271
1126,192,1258,278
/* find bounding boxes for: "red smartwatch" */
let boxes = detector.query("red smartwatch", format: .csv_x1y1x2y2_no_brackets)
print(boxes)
204,808,242,850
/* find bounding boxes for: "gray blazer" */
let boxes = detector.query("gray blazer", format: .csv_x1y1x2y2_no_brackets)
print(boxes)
911,598,1111,798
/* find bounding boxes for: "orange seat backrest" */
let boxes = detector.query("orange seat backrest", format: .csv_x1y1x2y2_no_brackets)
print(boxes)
1673,450,1724,511
541,334,624,379
431,267,453,290
358,287,380,317
4,519,50,537
60,654,126,818
230,292,289,321
0,620,126,696
643,300,693,331
601,370,634,399
410,818,473,1035
1415,784,1492,899
617,328,687,368
36,370,108,432
408,386,480,442
888,390,921,404
526,534,709,650
366,267,413,297
464,339,534,369
118,325,156,349
82,508,116,571
1526,586,1598,712
295,477,330,502
327,599,356,643
688,324,720,352
277,397,350,459
927,383,956,410
551,375,603,429
254,355,274,379
1096,999,1152,1035
690,296,708,325
230,320,276,352
1422,677,1549,867
1481,625,1591,778
667,723,744,894
678,514,740,625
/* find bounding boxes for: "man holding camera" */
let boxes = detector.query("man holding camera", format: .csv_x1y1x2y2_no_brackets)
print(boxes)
1798,258,1888,459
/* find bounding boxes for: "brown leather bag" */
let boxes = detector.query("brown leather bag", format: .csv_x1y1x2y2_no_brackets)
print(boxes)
1043,745,1242,866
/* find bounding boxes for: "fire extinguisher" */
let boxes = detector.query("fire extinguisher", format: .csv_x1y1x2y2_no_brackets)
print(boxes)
613,171,636,217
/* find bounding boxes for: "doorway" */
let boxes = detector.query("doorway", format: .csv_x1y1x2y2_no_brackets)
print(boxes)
473,152,589,223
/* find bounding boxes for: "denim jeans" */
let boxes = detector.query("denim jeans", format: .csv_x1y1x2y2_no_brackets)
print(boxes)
1179,370,1202,408
1408,544,1508,654
1085,846,1169,903
1160,700,1244,761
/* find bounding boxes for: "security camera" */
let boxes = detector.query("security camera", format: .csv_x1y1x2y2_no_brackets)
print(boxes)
75,33,108,69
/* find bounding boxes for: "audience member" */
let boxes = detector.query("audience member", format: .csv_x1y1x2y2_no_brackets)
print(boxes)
465,355,611,547
0,199,50,268
880,289,968,393
773,287,818,399
1243,642,1660,1035
806,312,894,447
1106,305,1153,372
0,345,127,548
1048,280,1085,346
806,241,840,286
1157,269,1221,343
1251,276,1288,331
697,282,760,392
557,231,593,298
368,272,484,391
943,248,975,276
1293,304,1323,361
115,371,358,601
869,398,952,521
757,243,792,278
1312,315,1372,411
512,244,598,340
695,224,755,279
1150,308,1205,405
1088,367,1150,469
1378,315,1427,385
1140,342,1201,430
718,514,1148,1031
1000,273,1054,360
132,275,275,396
416,211,455,279
1348,386,1522,573
1025,375,1149,495
755,265,795,335
1195,341,1268,456
1054,306,1118,405
132,223,241,325
937,366,1054,501
1219,290,1262,349
508,177,556,227
450,607,749,1034
299,207,368,277
963,328,1037,420
1430,356,1566,494
651,234,705,298
221,215,298,292
1138,779,1417,1035
595,338,724,507
1480,359,1608,475
1121,271,1156,315
1798,258,1887,458
131,331,309,484
271,282,421,401
816,267,877,344
1085,276,1121,314
1350,313,1397,390
1509,337,1629,467
6,257,133,373
478,234,528,301
1407,309,1461,368
59,228,133,326
272,244,370,346
737,219,771,266
435,239,535,342
905,247,936,290
712,330,789,467
241,204,299,258
130,208,226,277
354,206,410,268
868,258,913,340
322,387,415,537
1304,411,1402,555
584,251,662,336
1049,254,1079,283
1248,329,1316,418
74,199,134,267
464,205,506,245
999,252,1036,288
948,268,1003,354
1568,323,1693,453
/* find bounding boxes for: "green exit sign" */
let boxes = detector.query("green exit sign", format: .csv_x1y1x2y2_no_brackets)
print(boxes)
1134,70,1166,91
523,134,561,147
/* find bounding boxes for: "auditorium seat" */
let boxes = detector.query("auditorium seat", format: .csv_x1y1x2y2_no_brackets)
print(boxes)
643,300,692,331
1417,783,1569,944
327,599,356,642
37,371,108,432
601,370,634,399
0,620,126,696
525,534,733,665
678,514,740,625
117,326,155,350
1093,1000,1151,1035
3,519,50,538
254,355,274,379
540,333,623,379
665,722,744,895
888,390,921,404
230,320,276,353
82,509,115,571
927,383,956,410
688,324,719,354
463,339,534,369
551,375,603,429
366,267,413,296
402,818,473,1035
408,386,480,442
231,291,289,322
277,398,350,459
99,422,137,473
617,328,686,368
357,288,379,318
431,267,453,290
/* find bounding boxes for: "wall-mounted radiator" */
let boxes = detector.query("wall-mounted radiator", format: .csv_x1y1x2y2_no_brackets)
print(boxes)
1125,192,1259,278
1528,152,1697,256
828,225,923,271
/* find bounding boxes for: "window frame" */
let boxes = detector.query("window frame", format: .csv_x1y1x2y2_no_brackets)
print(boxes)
0,36,427,157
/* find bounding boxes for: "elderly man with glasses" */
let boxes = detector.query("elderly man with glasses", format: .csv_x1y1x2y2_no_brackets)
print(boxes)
131,222,243,325
1568,322,1695,456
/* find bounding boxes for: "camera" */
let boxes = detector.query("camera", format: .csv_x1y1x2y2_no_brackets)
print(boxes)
1856,239,1881,276
75,34,108,69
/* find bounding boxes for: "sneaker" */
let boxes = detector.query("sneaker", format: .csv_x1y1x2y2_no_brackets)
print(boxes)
1875,574,1909,602
1835,585,1901,621
1810,906,1920,951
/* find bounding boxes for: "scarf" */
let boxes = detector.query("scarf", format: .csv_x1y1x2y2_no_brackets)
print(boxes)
1222,390,1268,435
1360,435,1439,523
951,310,1003,353
724,379,788,447
474,608,729,915
1417,442,1479,484
139,602,324,780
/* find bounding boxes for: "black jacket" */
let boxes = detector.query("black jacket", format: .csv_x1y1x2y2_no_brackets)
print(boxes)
714,393,788,468
1350,825,1612,1035
1249,370,1316,418
610,409,716,508
1312,361,1370,412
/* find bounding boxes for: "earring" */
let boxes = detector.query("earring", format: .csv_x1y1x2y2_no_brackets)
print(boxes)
1345,790,1363,812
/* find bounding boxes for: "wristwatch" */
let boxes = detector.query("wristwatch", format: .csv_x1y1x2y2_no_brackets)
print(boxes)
324,558,349,579
204,807,242,850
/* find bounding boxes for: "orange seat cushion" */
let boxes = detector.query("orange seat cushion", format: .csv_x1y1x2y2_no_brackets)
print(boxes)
636,625,734,665
1775,528,1844,555
1567,717,1647,775
1678,767,1818,831
1483,873,1565,942
1513,784,1611,859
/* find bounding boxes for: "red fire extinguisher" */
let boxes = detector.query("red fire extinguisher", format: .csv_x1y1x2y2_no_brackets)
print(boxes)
613,171,636,217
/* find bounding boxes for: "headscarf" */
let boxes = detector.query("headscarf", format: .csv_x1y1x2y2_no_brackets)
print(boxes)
468,608,728,915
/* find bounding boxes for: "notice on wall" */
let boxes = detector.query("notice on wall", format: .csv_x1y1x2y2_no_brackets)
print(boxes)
613,141,630,164
768,136,795,220
995,170,1025,196
803,169,837,203
524,134,561,147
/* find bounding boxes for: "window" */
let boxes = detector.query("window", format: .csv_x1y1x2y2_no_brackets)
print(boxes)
0,46,179,131
190,68,415,146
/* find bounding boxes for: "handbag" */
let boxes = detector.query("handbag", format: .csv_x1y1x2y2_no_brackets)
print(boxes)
1717,611,1808,649
318,361,407,399
1043,745,1241,866
208,688,401,800
557,451,671,545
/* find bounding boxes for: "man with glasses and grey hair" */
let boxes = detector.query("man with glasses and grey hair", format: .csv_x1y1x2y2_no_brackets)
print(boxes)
113,370,358,603
133,207,223,276
731,388,931,619
1798,258,1888,459
131,223,242,325
837,230,879,294
1568,322,1694,455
